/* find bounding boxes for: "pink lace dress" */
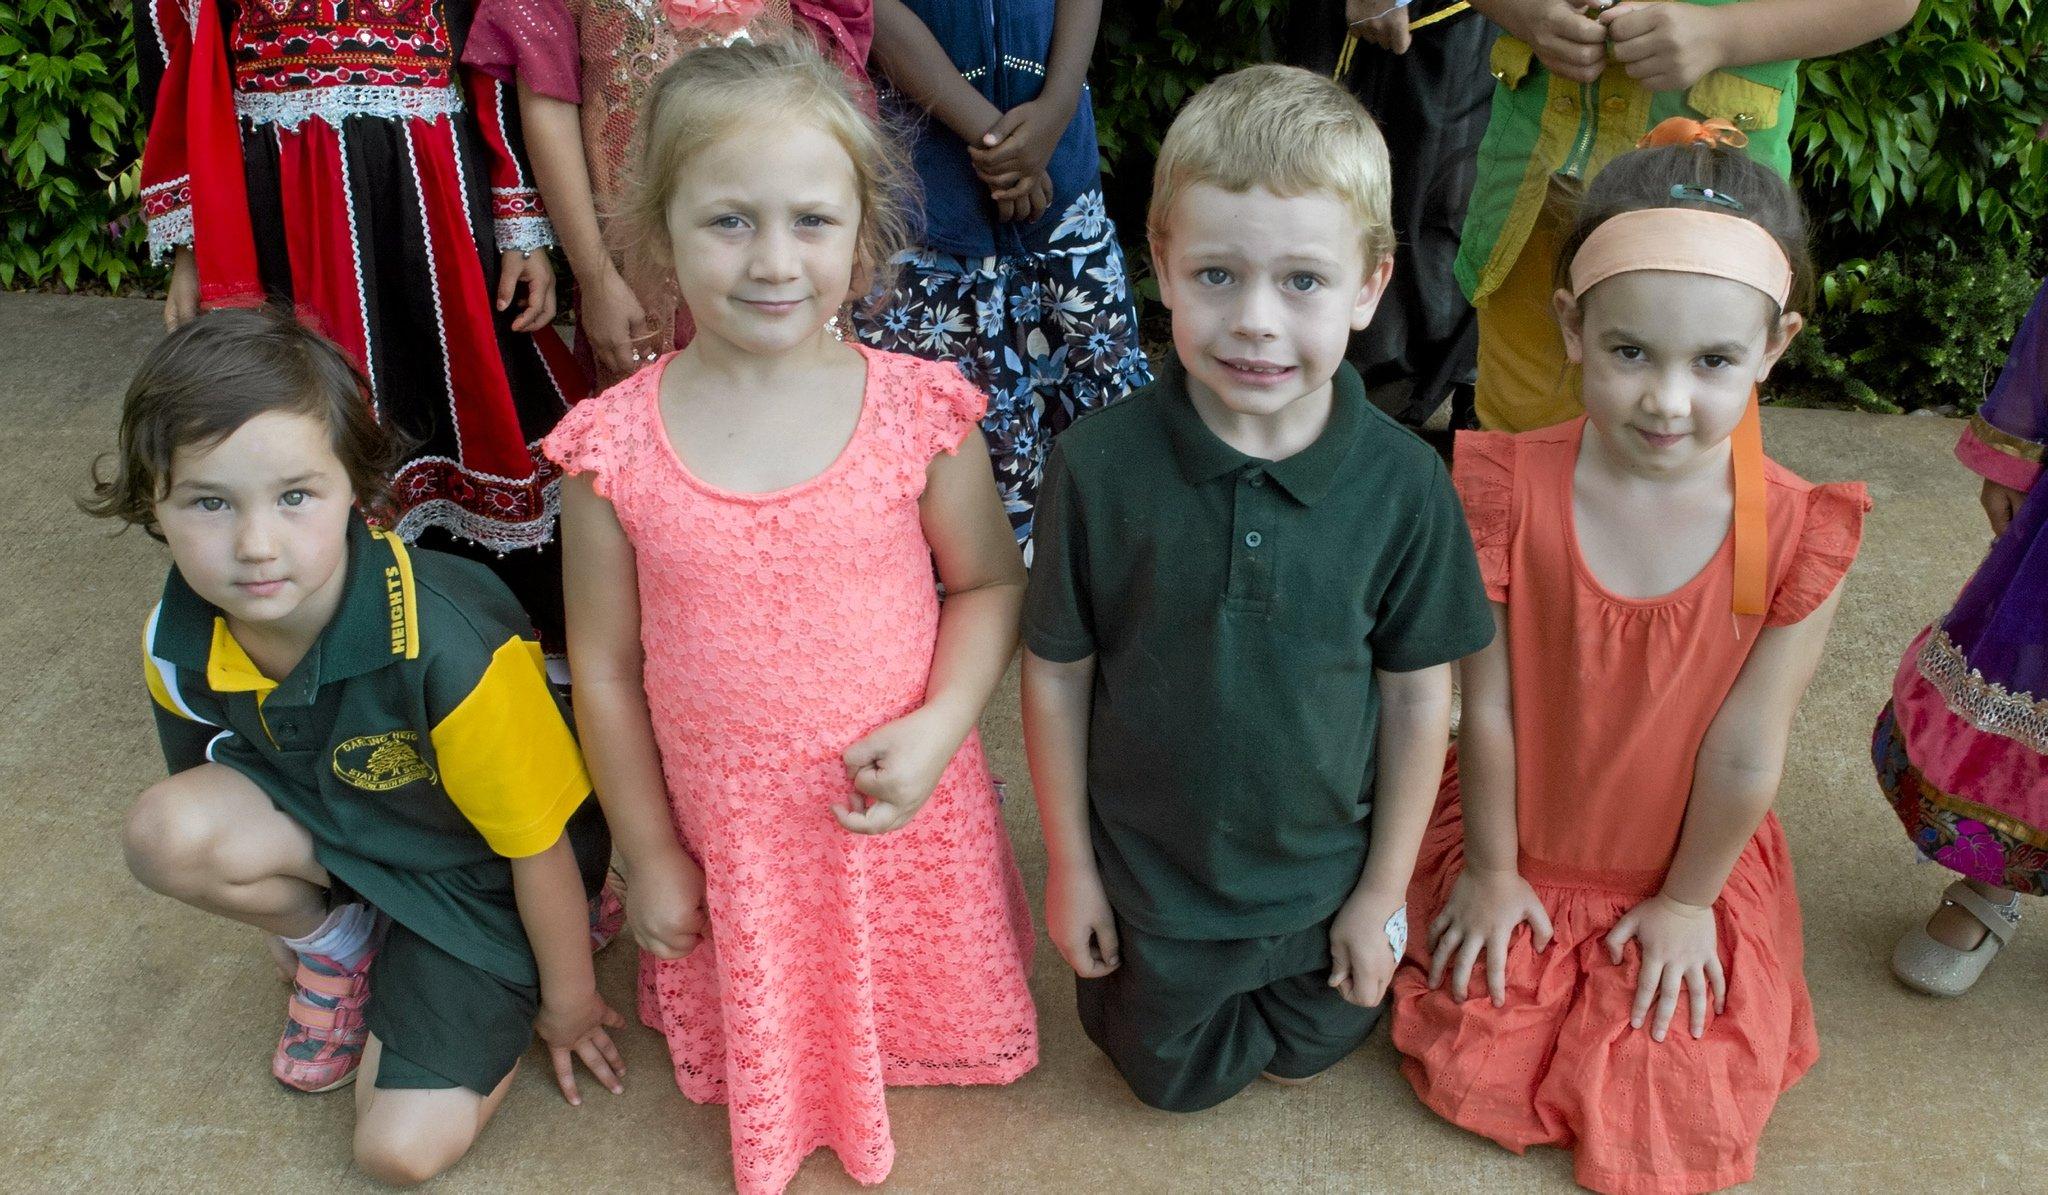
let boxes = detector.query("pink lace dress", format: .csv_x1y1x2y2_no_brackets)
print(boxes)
542,344,1037,1195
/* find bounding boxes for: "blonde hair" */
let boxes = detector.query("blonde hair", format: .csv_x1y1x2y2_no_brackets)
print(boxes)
616,38,912,304
1147,64,1395,267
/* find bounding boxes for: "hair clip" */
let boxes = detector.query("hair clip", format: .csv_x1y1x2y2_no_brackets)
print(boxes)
1670,183,1746,212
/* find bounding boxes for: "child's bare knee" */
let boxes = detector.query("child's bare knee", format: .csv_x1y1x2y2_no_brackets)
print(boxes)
353,1124,466,1187
122,779,221,894
353,1101,476,1187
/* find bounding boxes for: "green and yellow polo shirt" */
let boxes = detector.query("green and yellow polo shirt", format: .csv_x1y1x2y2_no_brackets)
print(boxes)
1025,360,1495,941
143,518,597,986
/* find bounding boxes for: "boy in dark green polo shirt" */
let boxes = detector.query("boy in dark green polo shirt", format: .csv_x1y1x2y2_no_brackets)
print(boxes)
1023,65,1494,1113
90,309,618,1184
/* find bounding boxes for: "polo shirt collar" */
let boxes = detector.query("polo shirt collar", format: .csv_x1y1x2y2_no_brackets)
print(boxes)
151,518,421,688
1160,356,1367,507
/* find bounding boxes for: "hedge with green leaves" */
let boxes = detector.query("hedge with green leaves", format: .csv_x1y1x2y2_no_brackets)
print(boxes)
0,0,147,292
1778,0,2046,411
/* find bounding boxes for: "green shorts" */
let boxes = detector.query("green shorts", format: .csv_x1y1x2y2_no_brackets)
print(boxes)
1076,913,1381,1113
351,807,611,1094
366,919,540,1094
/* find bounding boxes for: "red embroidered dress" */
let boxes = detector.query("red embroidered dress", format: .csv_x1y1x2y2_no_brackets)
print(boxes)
136,0,587,636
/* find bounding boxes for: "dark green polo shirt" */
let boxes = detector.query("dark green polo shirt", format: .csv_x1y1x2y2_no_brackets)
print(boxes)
143,518,600,986
1026,360,1494,940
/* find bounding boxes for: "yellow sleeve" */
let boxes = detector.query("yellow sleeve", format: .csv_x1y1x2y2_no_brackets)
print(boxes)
430,638,593,857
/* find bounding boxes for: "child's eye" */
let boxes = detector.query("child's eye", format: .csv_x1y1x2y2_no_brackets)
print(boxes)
1613,345,1644,361
795,213,834,229
710,214,748,230
193,496,227,512
280,490,310,508
1195,267,1232,286
1698,354,1731,370
1284,273,1323,293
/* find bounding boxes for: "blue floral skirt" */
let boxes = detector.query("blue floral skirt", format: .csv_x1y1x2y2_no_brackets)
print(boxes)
854,191,1152,556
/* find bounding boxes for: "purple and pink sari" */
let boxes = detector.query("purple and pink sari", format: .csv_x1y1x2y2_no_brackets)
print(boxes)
1876,281,2048,896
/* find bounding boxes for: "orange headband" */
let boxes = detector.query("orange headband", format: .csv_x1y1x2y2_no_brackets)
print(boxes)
1568,207,1794,309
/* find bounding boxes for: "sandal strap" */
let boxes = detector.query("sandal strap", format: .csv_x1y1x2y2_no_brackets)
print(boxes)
1941,880,2021,945
286,997,341,1032
292,966,360,1000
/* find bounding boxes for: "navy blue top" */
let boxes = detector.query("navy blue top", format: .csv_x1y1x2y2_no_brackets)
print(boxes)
883,0,1106,257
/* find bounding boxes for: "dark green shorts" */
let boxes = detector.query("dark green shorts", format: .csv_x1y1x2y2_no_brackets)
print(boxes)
367,919,538,1094
1076,913,1381,1113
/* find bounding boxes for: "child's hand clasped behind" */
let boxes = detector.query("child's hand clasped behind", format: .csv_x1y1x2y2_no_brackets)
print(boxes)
1605,893,1727,1042
1427,866,1555,1006
535,986,630,1106
836,706,962,834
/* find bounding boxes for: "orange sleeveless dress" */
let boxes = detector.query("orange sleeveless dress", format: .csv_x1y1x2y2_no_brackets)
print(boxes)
1392,419,1867,1195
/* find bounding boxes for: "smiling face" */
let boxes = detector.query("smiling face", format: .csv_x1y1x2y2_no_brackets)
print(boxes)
1557,269,1802,478
153,409,356,644
664,118,863,359
1153,183,1391,428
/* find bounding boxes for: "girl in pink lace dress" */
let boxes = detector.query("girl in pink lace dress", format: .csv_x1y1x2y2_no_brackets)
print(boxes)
543,39,1036,1195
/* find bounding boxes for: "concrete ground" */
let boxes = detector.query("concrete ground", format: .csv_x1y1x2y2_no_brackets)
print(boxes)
1,290,2039,1193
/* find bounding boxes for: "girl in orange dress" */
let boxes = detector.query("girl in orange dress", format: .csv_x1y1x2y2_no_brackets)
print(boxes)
1391,122,1869,1195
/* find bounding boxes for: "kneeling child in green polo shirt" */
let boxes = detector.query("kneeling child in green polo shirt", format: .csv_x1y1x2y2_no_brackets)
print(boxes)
1023,65,1495,1113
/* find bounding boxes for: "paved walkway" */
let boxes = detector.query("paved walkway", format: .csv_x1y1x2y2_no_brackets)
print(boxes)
2,292,2037,1191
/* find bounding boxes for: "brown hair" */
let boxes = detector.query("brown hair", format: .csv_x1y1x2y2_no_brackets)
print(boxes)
1148,64,1395,268
1556,140,1815,314
83,306,401,540
615,37,913,308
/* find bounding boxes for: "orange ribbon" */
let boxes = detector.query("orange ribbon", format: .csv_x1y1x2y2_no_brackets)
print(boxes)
1730,387,1767,619
1637,115,1749,152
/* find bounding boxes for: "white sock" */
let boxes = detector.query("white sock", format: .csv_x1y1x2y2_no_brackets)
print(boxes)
280,901,376,969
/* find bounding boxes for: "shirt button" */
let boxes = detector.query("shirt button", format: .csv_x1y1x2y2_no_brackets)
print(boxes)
1244,531,1263,548
1551,95,1574,114
1248,474,1265,487
1602,95,1624,113
276,720,298,737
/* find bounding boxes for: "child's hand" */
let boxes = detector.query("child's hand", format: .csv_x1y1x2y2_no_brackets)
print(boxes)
1045,862,1120,977
1426,866,1554,1006
164,246,200,331
1328,885,1406,1008
583,262,656,377
1492,0,1609,83
1346,0,1412,55
989,171,1054,224
1982,478,2024,537
837,706,961,834
497,248,559,334
969,100,1066,192
1598,2,1728,92
534,985,628,1106
627,849,708,960
1605,893,1726,1042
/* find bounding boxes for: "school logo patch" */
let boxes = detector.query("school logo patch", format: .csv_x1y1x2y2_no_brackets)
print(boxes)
332,731,438,792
